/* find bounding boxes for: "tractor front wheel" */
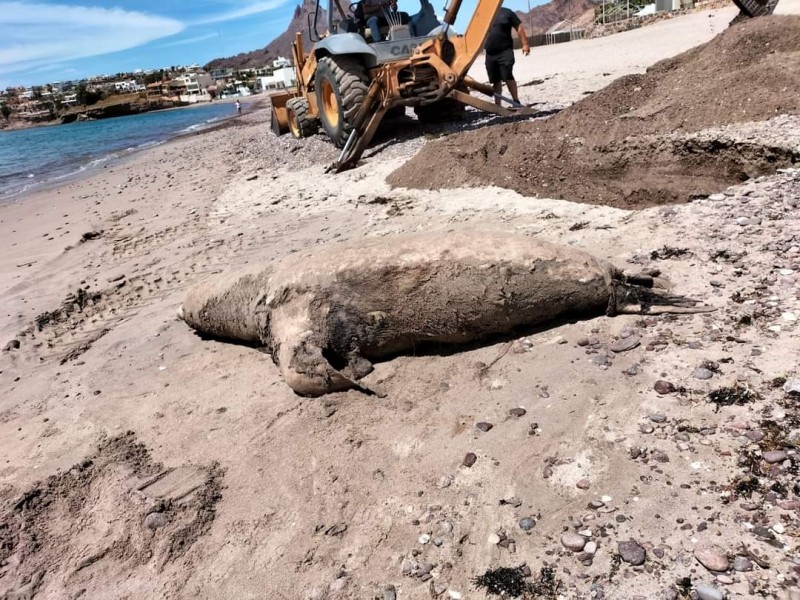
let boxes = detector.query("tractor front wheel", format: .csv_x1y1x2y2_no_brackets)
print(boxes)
286,97,319,139
315,56,369,148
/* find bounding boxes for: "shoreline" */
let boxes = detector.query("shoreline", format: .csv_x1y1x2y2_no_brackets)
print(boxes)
0,92,262,133
0,98,265,205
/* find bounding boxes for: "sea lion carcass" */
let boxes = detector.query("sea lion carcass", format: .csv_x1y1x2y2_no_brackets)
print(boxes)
180,230,703,396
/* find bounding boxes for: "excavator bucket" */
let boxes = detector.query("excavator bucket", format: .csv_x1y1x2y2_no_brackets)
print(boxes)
269,91,291,136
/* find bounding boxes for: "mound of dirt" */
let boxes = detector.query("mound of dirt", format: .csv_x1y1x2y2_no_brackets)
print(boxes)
388,15,800,208
0,433,223,598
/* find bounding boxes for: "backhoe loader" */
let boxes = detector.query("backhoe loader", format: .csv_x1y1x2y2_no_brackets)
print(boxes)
269,0,779,173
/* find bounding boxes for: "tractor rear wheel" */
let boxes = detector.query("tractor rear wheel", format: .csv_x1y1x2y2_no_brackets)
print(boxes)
315,56,369,147
287,97,319,139
414,98,466,124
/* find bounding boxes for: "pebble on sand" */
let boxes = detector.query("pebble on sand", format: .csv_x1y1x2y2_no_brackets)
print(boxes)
762,450,787,463
509,407,527,417
476,422,494,432
654,380,676,394
617,540,646,565
561,532,587,552
609,335,640,352
463,452,477,467
694,367,714,380
144,511,168,530
519,517,536,531
694,548,730,572
695,584,724,600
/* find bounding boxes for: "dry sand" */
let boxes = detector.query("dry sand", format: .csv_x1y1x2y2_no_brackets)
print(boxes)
2,4,800,599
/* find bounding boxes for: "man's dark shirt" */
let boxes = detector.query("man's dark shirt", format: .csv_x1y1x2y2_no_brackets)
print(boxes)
484,8,521,55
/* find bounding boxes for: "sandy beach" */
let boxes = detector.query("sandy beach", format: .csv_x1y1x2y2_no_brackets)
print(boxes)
2,4,800,599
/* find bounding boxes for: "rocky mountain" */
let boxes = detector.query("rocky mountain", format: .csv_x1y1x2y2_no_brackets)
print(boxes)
516,0,600,34
205,0,327,71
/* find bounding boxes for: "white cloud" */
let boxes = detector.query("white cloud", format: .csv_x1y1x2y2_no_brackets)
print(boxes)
0,2,184,75
192,0,290,24
160,32,219,48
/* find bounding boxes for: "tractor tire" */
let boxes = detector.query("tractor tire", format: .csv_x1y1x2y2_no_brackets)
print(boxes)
414,98,466,124
315,56,370,148
287,97,319,139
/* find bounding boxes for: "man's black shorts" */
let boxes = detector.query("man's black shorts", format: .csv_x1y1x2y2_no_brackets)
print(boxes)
485,48,515,83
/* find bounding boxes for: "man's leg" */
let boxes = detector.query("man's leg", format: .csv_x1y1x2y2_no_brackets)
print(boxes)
492,83,503,106
367,15,382,41
505,80,520,105
486,53,502,106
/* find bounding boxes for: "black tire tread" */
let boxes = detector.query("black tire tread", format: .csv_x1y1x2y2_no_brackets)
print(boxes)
316,56,369,147
286,96,319,138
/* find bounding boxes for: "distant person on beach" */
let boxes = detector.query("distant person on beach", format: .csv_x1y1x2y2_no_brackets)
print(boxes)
484,6,530,107
235,100,241,115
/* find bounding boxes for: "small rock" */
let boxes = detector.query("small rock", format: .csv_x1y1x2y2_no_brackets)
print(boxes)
3,339,20,351
762,450,787,464
447,591,462,600
561,532,587,552
476,422,494,432
783,378,800,395
640,423,655,434
708,193,725,201
694,548,730,572
577,337,590,347
500,496,522,508
488,533,501,545
419,534,431,544
694,367,714,380
649,413,667,423
617,540,646,565
144,512,168,530
592,354,609,366
588,500,605,509
576,479,591,490
732,556,753,572
654,380,676,394
384,585,397,600
519,517,536,531
695,584,724,600
771,523,785,534
609,335,641,353
584,541,597,555
463,453,477,467
509,407,527,417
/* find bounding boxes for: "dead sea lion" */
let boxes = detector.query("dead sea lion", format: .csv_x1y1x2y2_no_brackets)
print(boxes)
180,231,709,396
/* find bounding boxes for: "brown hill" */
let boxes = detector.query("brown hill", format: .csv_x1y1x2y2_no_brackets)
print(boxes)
516,0,599,34
205,0,327,71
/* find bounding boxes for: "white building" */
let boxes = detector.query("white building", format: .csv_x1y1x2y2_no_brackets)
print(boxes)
114,80,146,93
259,67,296,91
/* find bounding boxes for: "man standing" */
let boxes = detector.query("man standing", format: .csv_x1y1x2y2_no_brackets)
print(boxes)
484,6,530,106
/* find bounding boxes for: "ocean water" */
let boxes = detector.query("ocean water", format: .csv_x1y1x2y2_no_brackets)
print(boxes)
0,102,239,201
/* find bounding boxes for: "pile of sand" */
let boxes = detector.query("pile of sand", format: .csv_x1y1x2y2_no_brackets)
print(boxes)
389,15,800,207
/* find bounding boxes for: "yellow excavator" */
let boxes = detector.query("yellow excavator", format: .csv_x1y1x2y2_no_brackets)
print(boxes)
269,0,778,173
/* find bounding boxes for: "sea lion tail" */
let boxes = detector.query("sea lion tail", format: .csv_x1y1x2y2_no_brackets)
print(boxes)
609,276,716,316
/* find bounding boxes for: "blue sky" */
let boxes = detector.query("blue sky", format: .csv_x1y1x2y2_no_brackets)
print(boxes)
1,0,544,89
